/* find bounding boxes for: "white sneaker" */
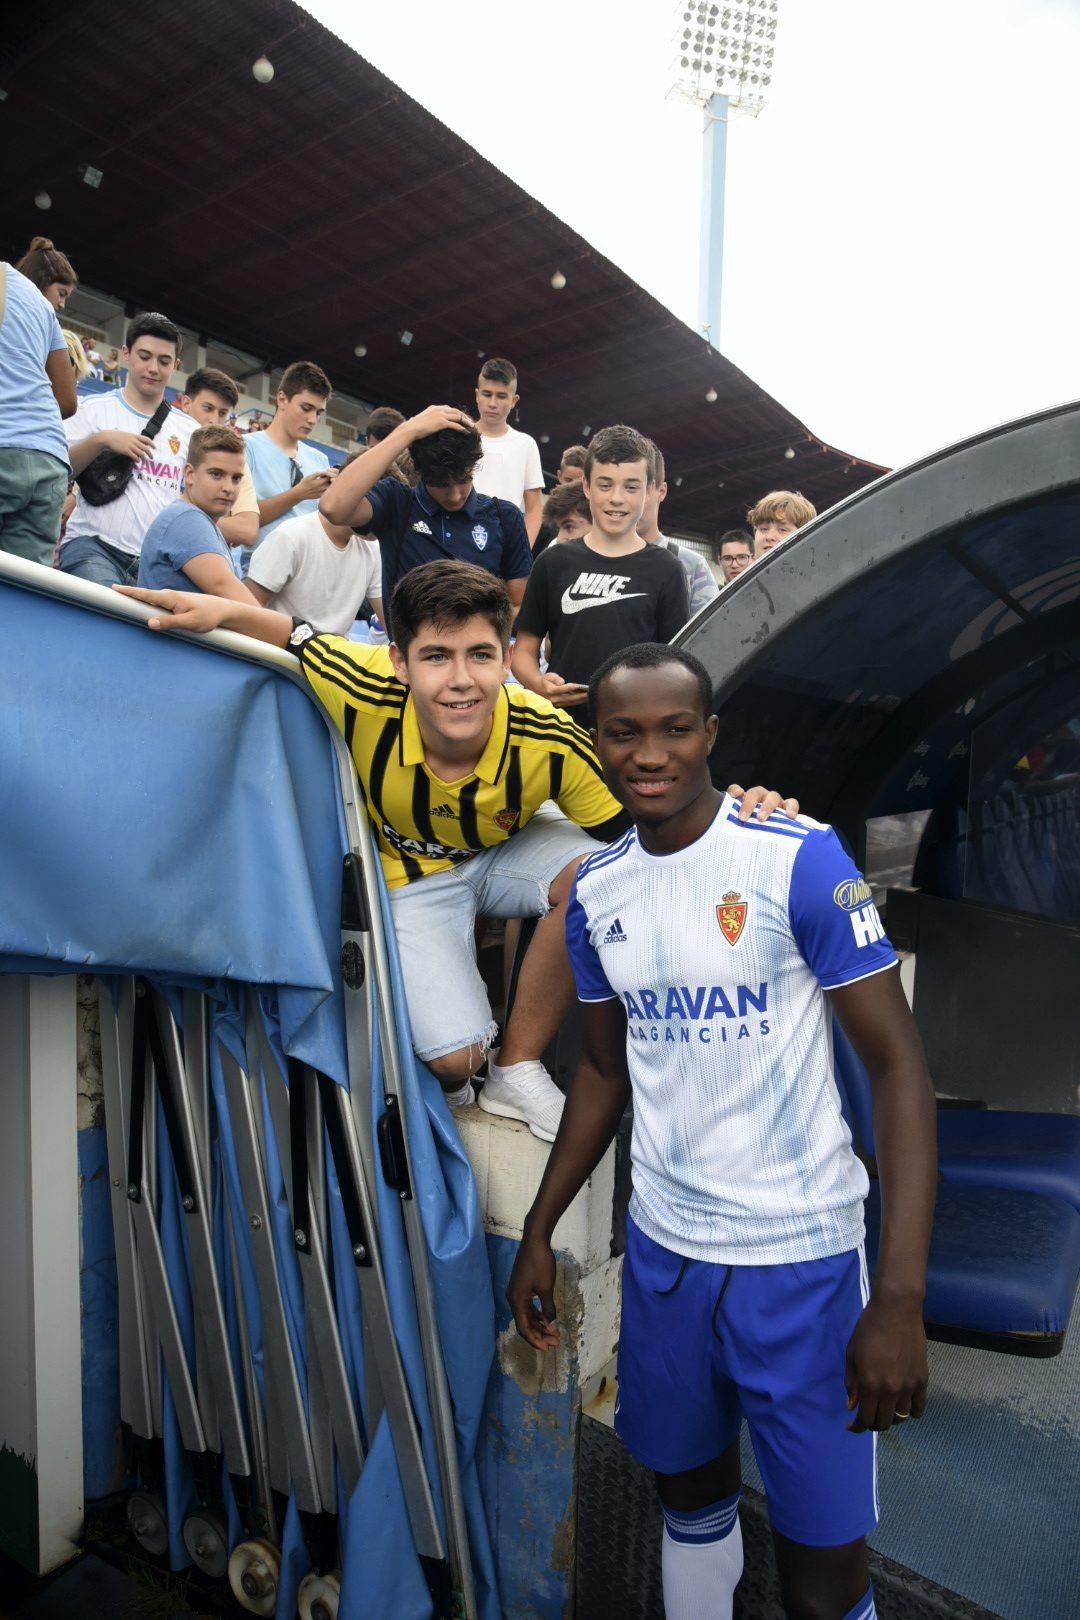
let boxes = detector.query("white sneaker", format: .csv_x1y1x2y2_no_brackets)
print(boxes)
478,1060,564,1142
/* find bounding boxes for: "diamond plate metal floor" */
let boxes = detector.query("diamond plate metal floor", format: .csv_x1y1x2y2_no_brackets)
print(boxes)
576,1415,1002,1620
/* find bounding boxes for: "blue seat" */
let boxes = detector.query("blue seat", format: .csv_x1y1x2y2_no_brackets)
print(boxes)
864,1183,1080,1352
833,1021,1080,1213
833,1021,1080,1354
934,1107,1080,1212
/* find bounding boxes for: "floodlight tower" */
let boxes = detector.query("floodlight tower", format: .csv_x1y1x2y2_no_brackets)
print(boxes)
673,0,779,349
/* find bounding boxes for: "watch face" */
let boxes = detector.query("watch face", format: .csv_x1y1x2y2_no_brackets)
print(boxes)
289,621,315,649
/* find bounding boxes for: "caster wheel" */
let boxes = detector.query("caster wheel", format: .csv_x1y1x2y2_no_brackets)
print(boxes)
183,1508,229,1578
127,1489,169,1556
228,1538,281,1616
299,1570,341,1620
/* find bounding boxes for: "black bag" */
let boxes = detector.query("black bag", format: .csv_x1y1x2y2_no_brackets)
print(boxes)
75,398,172,507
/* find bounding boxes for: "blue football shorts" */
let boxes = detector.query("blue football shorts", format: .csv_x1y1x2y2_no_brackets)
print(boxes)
615,1215,879,1547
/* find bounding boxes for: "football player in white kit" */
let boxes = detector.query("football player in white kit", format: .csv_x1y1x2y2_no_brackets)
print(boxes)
508,643,937,1620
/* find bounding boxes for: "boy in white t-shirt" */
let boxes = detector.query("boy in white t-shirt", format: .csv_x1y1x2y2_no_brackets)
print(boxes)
246,453,383,636
59,311,194,587
472,357,544,546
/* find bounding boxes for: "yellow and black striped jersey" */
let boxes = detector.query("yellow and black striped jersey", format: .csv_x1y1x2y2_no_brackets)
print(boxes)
298,634,621,888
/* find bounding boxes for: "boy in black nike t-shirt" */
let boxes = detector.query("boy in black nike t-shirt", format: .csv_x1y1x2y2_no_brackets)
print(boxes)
512,425,688,708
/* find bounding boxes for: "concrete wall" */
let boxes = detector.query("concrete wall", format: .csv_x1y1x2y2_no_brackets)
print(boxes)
458,1106,621,1618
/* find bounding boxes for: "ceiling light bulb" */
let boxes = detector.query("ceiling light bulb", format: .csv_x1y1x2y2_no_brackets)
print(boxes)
353,343,367,359
705,386,718,403
550,269,567,290
784,446,795,459
252,55,275,83
34,191,52,210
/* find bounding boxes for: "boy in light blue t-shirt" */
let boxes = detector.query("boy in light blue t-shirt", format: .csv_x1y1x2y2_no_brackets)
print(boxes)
138,427,257,601
241,360,335,571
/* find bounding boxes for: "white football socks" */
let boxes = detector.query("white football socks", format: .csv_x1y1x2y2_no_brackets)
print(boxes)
661,1493,743,1620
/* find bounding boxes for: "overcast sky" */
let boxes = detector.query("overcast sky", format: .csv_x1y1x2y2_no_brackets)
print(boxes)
302,0,1078,469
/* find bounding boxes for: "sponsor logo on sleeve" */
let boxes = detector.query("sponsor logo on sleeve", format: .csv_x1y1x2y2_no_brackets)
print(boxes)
833,877,874,912
716,890,747,946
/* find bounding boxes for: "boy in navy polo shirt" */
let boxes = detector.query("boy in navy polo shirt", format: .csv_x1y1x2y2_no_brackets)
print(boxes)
320,405,532,638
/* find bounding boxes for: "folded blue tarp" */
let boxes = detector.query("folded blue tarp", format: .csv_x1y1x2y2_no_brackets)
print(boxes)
0,572,497,1618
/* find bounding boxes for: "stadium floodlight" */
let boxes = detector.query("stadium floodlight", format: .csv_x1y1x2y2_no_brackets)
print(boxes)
674,0,778,113
671,0,781,349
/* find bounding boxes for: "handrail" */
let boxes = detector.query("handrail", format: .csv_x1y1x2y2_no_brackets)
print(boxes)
0,551,306,683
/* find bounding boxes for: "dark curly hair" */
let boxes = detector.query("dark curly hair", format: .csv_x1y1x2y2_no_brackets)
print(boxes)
411,421,483,487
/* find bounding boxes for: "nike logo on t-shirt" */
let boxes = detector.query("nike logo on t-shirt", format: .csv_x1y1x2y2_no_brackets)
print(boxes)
561,572,648,615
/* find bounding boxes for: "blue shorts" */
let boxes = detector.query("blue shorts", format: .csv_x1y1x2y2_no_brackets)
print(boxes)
616,1216,878,1547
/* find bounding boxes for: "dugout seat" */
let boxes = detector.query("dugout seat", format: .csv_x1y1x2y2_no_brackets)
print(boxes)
833,1022,1080,1355
833,1020,1080,1214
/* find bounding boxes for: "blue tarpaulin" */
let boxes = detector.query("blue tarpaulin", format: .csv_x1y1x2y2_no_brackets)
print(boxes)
0,570,497,1618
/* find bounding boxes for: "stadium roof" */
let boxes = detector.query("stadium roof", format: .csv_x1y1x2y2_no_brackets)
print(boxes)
2,0,887,535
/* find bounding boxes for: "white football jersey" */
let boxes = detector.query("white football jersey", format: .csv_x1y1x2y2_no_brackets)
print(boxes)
566,795,897,1265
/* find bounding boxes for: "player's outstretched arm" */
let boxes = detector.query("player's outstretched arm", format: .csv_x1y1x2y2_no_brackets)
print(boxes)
507,999,630,1351
830,967,937,1433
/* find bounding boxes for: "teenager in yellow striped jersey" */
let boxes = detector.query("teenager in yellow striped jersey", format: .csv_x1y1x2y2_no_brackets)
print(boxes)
120,560,794,1139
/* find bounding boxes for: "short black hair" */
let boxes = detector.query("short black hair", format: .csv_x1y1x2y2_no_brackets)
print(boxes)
584,424,652,482
479,357,517,389
279,360,331,401
588,643,714,726
365,406,405,443
719,528,753,553
126,312,181,354
543,481,591,527
184,366,239,408
391,559,514,656
411,421,483,486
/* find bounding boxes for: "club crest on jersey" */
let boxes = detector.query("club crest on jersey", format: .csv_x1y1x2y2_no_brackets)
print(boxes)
471,524,489,551
493,808,519,831
716,890,747,946
168,435,181,454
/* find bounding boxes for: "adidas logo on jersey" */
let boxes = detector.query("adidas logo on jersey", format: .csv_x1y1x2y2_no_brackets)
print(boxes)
431,803,455,818
603,918,628,944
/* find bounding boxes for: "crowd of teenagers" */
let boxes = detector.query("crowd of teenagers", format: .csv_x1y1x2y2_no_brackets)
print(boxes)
1,236,935,1620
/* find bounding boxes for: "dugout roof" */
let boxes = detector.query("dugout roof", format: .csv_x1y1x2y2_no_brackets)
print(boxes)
677,398,1080,842
2,0,886,536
